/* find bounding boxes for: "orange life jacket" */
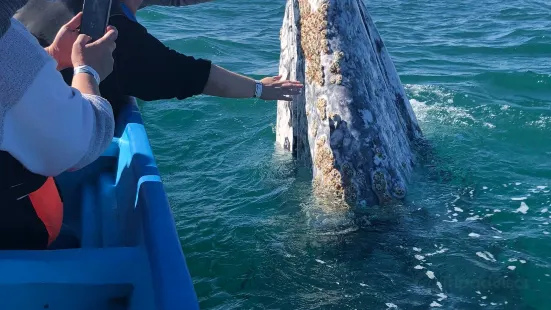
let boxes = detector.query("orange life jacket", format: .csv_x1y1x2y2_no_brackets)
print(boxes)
0,151,63,249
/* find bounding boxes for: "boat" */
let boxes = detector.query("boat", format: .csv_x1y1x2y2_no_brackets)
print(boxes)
0,98,199,310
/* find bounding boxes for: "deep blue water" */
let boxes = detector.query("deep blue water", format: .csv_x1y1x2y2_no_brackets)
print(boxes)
137,1,551,309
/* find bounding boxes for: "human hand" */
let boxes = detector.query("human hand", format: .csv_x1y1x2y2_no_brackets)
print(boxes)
259,76,303,101
46,12,83,70
71,25,118,81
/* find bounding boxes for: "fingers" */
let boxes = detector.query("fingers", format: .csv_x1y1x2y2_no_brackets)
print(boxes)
65,12,83,30
93,26,118,45
280,82,304,88
277,95,293,101
105,25,117,35
75,34,92,48
91,26,118,52
103,26,119,42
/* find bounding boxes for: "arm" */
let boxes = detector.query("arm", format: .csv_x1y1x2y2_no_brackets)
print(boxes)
0,22,114,176
72,71,101,96
111,16,212,101
1,59,114,176
111,17,302,102
202,65,255,98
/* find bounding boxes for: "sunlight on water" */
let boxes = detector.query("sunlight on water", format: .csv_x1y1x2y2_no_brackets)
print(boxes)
138,0,551,309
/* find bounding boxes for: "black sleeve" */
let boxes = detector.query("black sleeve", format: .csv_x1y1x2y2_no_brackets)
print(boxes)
108,16,212,101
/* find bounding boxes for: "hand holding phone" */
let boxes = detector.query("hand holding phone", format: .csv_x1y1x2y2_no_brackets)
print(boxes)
72,25,118,82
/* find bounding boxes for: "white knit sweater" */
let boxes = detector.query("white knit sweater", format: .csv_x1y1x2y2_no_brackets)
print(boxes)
0,18,114,176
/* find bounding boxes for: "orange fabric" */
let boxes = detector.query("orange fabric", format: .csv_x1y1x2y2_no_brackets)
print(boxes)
28,177,63,246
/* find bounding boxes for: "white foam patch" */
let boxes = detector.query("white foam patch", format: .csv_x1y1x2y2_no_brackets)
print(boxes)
469,233,480,238
520,260,526,264
454,207,464,212
508,266,516,270
414,265,425,270
541,208,548,213
360,283,367,287
436,281,443,291
437,293,447,301
508,258,518,262
538,186,547,190
476,251,497,262
483,186,488,190
430,301,442,307
544,231,549,235
511,197,527,201
514,202,529,214
476,291,481,294
494,209,501,213
316,259,326,264
415,255,425,261
426,271,435,279
481,296,487,300
385,303,398,309
491,227,503,233
516,182,522,186
426,248,448,256
413,247,422,252
467,215,481,221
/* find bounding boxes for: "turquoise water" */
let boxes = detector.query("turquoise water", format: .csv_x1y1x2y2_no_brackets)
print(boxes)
137,1,551,309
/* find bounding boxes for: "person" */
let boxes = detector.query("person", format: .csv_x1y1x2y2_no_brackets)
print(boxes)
15,0,303,120
0,1,118,250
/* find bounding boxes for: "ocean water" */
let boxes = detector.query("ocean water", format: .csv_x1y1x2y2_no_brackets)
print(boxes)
136,0,551,309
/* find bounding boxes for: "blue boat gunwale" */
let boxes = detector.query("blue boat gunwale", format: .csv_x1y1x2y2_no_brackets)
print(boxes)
107,98,200,309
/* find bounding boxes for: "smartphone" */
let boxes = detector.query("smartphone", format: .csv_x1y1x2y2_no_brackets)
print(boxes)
80,0,113,42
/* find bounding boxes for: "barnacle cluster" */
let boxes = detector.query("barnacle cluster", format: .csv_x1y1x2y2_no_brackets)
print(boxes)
299,0,329,86
313,135,345,199
316,98,327,120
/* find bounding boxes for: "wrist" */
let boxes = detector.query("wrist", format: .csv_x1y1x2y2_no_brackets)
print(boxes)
45,46,64,71
74,65,100,85
253,80,263,99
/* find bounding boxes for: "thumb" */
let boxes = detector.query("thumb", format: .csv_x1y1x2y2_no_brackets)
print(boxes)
65,12,83,30
75,34,92,48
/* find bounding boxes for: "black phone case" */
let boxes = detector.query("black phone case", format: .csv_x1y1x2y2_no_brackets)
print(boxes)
80,0,113,41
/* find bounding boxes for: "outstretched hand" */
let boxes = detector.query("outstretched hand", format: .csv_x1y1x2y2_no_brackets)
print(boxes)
259,76,303,101
46,12,83,70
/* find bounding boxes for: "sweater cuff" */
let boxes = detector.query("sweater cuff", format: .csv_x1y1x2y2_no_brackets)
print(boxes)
195,58,213,95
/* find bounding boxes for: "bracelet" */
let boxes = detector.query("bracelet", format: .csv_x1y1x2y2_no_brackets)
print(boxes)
74,65,100,84
253,80,263,98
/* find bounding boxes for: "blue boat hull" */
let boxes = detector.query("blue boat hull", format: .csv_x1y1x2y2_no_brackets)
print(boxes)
0,99,199,310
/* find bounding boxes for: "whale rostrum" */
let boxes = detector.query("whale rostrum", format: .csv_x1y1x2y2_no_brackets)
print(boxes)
276,0,424,208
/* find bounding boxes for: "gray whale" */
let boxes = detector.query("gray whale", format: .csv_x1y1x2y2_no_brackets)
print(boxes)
276,0,424,208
